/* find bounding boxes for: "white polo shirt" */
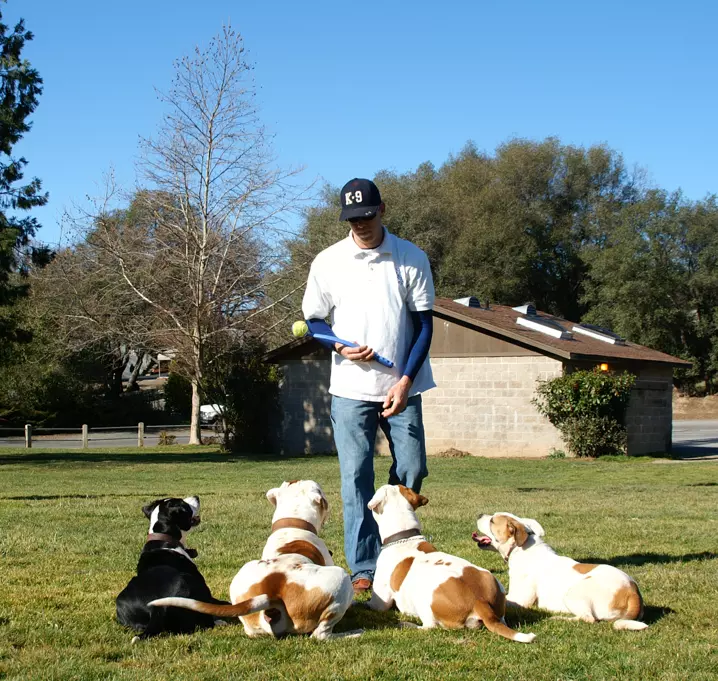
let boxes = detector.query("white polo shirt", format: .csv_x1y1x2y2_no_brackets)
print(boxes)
302,227,436,402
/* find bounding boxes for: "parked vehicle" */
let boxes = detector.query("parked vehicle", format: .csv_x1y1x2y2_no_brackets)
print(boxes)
199,404,223,424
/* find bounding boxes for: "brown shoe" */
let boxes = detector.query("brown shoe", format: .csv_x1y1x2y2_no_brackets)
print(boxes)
352,578,372,594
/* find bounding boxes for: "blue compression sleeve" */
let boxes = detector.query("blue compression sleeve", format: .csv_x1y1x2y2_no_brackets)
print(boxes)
403,310,433,382
306,318,337,350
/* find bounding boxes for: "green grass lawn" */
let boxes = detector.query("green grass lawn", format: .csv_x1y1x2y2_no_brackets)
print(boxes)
0,447,717,681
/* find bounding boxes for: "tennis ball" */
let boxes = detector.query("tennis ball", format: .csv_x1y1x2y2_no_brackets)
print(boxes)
292,320,308,338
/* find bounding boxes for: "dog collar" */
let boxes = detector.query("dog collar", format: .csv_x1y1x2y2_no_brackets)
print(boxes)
381,528,423,548
271,518,318,535
147,532,177,543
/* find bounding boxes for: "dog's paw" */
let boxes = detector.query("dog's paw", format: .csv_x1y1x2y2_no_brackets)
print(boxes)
397,621,420,629
213,618,228,627
130,635,141,645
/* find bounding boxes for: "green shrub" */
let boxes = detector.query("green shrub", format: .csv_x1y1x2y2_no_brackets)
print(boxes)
163,372,192,419
202,341,281,453
533,368,636,457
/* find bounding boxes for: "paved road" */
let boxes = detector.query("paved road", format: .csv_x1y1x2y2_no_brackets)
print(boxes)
671,420,718,461
1,422,716,458
0,428,217,449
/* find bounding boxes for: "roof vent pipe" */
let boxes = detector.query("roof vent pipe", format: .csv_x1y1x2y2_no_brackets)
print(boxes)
512,303,536,316
453,296,481,308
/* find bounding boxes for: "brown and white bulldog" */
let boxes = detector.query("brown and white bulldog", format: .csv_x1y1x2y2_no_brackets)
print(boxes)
474,512,647,631
366,485,536,643
150,480,360,640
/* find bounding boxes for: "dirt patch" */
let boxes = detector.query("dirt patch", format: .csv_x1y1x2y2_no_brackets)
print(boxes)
673,392,718,420
433,447,472,458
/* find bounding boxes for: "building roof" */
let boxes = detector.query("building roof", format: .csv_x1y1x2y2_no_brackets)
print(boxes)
265,299,691,367
433,298,691,367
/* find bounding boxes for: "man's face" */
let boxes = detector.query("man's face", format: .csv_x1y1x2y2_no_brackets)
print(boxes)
348,204,385,249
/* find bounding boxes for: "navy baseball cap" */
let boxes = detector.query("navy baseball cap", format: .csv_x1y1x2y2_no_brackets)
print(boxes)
339,178,382,221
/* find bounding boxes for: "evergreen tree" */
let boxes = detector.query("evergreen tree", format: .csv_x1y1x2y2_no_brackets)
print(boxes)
0,3,48,343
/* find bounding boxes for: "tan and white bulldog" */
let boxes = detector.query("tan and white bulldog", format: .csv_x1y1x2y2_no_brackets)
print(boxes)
474,512,647,631
150,480,361,640
366,485,536,643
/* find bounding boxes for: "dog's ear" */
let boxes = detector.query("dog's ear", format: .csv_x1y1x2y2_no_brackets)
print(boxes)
183,496,200,513
368,487,388,514
397,485,428,510
521,518,545,537
311,492,329,512
142,499,161,518
508,519,530,547
266,488,281,506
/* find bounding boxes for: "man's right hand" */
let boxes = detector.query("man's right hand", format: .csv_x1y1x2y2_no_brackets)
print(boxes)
336,342,375,363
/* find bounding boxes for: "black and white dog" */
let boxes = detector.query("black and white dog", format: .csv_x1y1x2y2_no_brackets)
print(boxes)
116,496,228,642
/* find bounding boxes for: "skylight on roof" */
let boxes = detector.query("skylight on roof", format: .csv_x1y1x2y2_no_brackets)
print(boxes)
516,315,573,340
572,323,626,345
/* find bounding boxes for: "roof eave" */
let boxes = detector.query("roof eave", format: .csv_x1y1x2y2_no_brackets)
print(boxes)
432,307,574,361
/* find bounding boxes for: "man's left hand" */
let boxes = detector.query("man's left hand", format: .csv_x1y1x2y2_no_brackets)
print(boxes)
381,376,412,418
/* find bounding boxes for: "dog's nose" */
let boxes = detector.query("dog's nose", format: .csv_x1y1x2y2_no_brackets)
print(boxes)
477,513,487,520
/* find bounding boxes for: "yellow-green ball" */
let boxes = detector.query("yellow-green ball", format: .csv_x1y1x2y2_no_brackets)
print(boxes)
292,321,308,338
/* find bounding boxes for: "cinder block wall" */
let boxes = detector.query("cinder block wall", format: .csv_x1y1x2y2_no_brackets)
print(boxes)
273,355,566,457
625,365,674,455
271,357,675,458
417,356,565,457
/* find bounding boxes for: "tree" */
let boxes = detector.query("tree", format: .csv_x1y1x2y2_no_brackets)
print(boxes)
582,190,718,392
282,138,640,325
0,3,48,344
65,27,304,442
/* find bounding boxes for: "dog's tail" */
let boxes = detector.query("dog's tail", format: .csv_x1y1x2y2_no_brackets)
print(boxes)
612,583,648,631
147,594,279,618
474,602,536,644
613,619,648,631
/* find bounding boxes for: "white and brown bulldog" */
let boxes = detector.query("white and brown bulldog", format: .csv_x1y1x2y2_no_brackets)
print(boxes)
366,485,536,643
474,512,648,631
150,480,360,640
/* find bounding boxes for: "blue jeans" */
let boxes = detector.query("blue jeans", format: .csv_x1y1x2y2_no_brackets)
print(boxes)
330,394,428,581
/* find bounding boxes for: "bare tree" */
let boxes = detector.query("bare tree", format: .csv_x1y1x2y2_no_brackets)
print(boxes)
131,27,307,441
44,27,308,442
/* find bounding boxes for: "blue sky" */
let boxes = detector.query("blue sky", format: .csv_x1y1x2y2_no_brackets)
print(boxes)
14,0,718,246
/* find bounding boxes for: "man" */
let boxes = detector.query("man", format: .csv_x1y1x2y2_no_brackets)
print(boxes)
302,178,435,594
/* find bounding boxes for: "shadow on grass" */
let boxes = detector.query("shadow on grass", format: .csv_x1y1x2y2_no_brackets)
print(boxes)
505,605,551,626
0,450,338,466
576,552,718,567
642,605,675,625
507,603,671,626
0,493,205,501
342,602,405,631
345,600,552,632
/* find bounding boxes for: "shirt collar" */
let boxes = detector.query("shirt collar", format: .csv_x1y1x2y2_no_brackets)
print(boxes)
346,226,394,258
